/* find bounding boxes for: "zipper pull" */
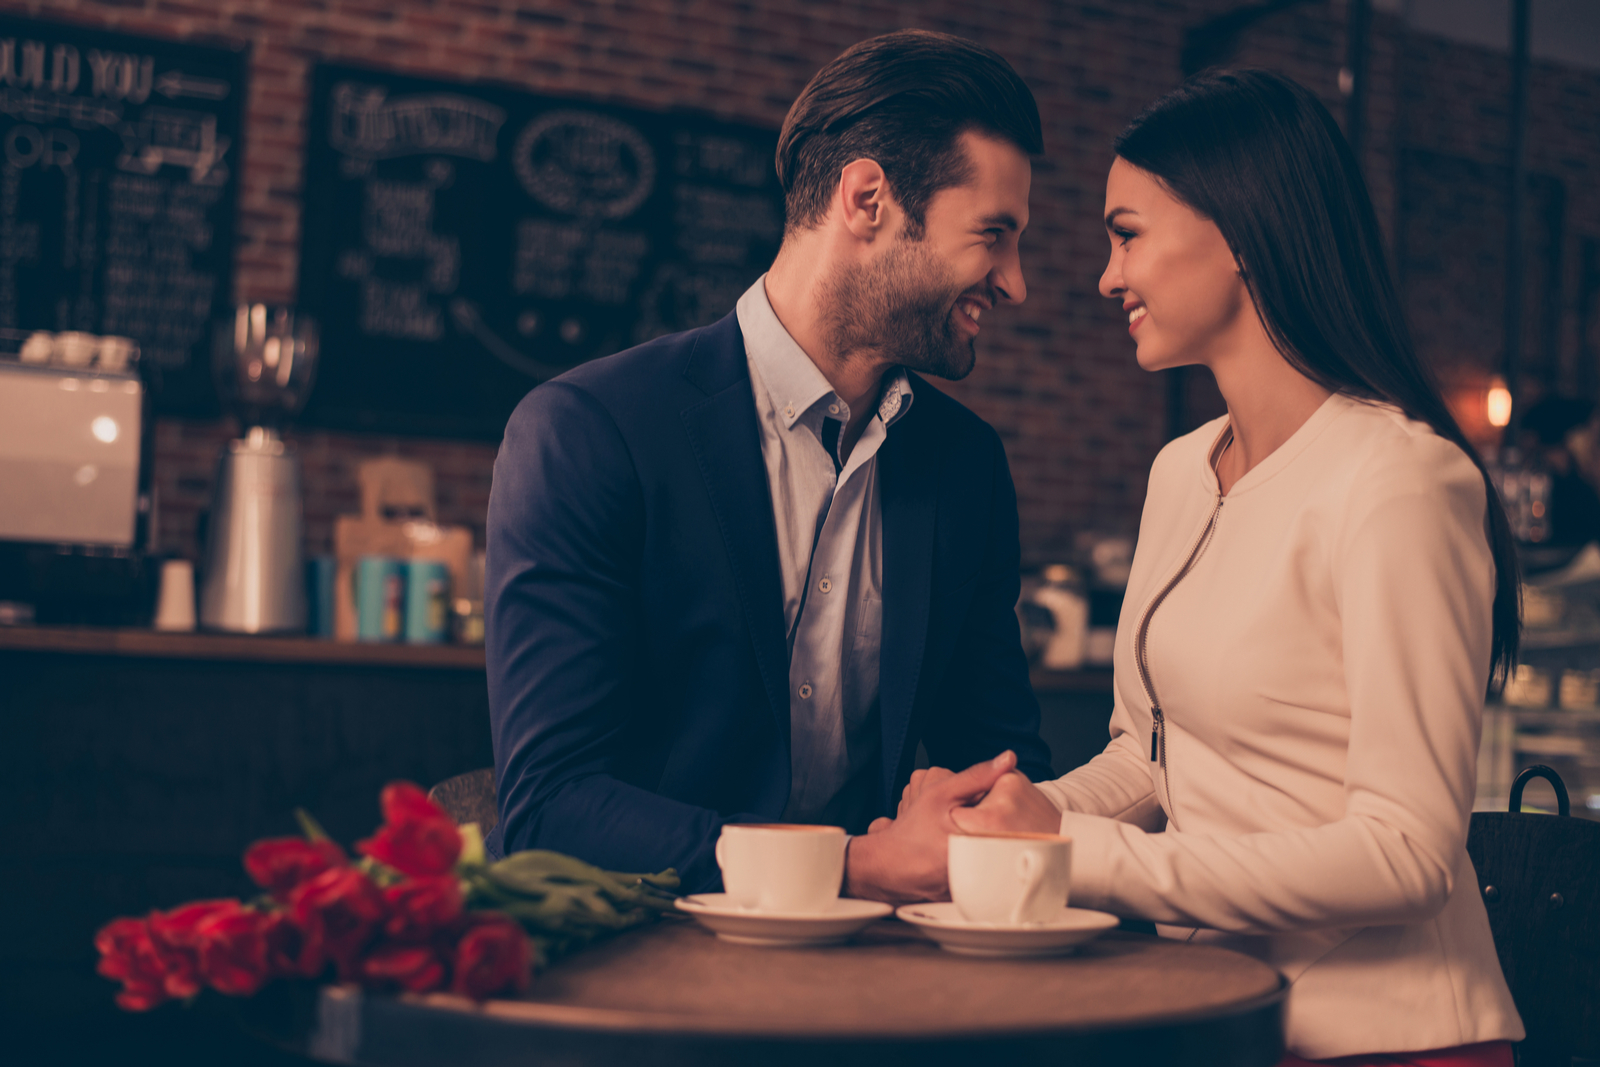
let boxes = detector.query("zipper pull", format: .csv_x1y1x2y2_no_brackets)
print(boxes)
1150,704,1162,761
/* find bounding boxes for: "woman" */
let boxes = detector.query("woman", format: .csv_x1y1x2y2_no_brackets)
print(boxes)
896,70,1524,1064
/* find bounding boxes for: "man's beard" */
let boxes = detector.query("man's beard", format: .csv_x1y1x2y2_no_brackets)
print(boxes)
819,235,986,381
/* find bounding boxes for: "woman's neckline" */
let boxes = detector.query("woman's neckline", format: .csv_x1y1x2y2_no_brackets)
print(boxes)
1202,392,1355,498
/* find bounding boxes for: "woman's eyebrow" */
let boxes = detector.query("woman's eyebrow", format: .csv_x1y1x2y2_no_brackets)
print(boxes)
1104,207,1138,229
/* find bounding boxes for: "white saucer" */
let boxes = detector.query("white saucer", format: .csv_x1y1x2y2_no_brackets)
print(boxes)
675,894,893,946
895,902,1120,957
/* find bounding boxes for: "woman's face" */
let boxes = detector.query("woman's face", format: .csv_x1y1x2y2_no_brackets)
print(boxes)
1098,157,1253,373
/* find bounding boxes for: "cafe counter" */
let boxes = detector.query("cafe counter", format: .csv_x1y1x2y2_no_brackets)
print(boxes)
0,624,496,1055
0,625,1112,1057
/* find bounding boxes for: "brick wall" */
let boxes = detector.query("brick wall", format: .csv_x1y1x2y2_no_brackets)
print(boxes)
7,0,1599,564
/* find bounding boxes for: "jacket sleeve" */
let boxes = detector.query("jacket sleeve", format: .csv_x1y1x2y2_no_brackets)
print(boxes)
1036,694,1161,827
920,426,1054,782
485,381,740,892
1055,437,1493,933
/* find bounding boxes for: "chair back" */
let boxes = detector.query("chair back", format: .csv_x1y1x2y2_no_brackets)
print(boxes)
428,768,498,833
1467,765,1600,1065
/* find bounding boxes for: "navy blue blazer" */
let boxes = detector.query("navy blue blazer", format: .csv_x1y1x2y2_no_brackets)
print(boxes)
483,311,1052,891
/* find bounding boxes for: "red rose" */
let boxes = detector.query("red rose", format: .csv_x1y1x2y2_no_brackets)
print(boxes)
359,942,447,993
95,917,172,1012
244,838,348,900
261,910,323,979
357,782,462,878
451,915,532,1000
290,867,388,979
192,903,273,997
147,900,242,1000
382,875,464,941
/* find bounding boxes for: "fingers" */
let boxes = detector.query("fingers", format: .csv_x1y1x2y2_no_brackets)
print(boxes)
929,750,1017,805
867,817,893,834
899,766,954,817
960,772,1063,836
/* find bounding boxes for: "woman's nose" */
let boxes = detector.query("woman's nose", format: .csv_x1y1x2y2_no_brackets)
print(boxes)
1099,254,1122,300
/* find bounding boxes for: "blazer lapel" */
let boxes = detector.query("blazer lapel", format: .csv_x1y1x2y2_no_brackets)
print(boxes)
679,316,792,749
878,399,939,806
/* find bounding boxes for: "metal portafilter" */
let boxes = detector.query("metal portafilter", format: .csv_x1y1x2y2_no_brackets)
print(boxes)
200,306,321,633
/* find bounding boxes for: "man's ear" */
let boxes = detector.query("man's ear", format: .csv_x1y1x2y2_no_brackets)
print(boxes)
836,158,896,242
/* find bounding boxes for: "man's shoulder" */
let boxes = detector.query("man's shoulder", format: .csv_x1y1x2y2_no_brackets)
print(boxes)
501,312,744,441
546,313,741,402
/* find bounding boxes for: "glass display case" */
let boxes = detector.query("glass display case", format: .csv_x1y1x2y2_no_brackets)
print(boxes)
1477,545,1600,819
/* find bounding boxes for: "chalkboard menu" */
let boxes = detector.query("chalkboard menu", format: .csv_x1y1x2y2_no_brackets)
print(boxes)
298,64,785,439
0,14,245,416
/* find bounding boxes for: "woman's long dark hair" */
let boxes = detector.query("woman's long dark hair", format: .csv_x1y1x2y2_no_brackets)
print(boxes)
1115,69,1519,682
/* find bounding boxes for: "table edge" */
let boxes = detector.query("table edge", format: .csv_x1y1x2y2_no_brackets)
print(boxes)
368,971,1288,1042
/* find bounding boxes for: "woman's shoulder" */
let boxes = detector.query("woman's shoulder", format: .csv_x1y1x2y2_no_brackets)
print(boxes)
1328,397,1488,534
1335,397,1482,489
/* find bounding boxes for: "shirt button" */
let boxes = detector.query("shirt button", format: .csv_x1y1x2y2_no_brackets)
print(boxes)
783,405,795,419
818,577,831,593
828,403,840,415
798,683,813,699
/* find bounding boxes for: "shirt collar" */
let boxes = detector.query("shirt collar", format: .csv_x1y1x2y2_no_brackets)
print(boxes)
736,275,914,431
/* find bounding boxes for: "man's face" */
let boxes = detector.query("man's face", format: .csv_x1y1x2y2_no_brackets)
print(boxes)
824,131,1031,380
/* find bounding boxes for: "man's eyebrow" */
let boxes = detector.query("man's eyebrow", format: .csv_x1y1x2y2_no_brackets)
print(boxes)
1105,207,1138,228
978,212,1022,232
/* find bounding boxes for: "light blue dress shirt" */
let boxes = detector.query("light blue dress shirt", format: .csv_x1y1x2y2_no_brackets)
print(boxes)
735,277,914,831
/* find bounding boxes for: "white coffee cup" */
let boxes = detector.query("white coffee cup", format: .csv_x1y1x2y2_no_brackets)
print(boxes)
153,559,197,632
715,823,846,915
948,832,1072,926
97,335,137,373
55,331,97,367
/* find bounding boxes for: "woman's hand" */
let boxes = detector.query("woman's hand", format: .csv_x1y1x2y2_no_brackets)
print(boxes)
847,751,1019,902
950,772,1063,836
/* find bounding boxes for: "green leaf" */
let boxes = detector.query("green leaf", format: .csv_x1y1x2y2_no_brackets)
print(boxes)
457,822,486,868
294,808,332,843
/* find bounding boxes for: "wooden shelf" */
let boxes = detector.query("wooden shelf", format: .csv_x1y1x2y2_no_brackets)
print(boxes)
0,624,485,670
1520,629,1600,650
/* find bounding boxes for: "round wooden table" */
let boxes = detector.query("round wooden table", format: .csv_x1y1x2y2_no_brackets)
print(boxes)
305,917,1286,1065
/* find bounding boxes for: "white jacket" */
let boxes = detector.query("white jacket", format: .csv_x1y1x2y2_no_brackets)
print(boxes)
1040,393,1523,1059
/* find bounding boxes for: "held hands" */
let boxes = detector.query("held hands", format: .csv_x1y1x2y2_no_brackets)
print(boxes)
843,751,1018,903
951,771,1063,837
845,753,1064,903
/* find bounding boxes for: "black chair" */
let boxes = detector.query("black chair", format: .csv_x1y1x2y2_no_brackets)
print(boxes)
1466,765,1600,1066
428,767,498,833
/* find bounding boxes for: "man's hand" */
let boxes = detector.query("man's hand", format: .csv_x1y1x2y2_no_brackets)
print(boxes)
951,771,1063,836
845,751,1018,903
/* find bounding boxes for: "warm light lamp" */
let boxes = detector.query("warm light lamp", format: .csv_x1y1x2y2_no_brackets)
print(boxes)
1487,378,1513,428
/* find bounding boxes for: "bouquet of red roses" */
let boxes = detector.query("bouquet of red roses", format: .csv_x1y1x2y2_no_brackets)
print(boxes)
94,781,678,1012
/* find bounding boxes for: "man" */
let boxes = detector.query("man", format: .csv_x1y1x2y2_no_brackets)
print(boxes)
484,29,1052,900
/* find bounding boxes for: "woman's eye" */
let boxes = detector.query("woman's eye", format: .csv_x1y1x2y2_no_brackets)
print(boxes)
1114,228,1136,245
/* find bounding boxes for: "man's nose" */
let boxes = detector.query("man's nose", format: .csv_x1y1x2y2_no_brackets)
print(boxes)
992,254,1026,306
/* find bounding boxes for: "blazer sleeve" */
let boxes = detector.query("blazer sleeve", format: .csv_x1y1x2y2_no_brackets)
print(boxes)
485,381,740,891
919,426,1054,782
1055,437,1493,933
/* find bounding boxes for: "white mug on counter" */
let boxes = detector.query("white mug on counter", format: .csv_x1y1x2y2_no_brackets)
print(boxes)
948,832,1072,926
715,823,846,915
154,559,197,632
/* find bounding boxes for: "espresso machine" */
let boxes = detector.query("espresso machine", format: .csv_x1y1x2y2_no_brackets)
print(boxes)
200,306,319,633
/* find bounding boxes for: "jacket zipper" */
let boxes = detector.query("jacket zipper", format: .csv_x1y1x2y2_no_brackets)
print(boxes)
1132,493,1224,824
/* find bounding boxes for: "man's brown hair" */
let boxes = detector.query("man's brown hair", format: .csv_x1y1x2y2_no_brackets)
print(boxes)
777,30,1043,238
